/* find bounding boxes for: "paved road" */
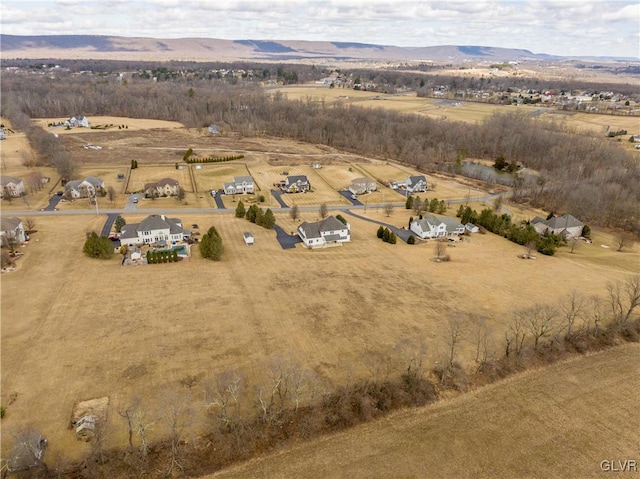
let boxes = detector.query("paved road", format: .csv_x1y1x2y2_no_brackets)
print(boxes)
338,190,363,206
273,225,302,249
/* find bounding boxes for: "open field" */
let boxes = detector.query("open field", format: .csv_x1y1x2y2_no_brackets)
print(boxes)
192,163,256,193
269,85,640,135
2,208,636,463
213,344,640,479
36,116,184,133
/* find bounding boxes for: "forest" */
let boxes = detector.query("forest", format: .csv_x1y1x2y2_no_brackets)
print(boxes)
1,64,638,232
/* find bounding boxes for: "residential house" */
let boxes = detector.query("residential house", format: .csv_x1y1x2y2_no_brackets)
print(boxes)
119,214,190,247
0,128,5,140
406,175,428,193
297,216,350,248
208,124,219,135
0,176,25,197
144,178,180,197
410,215,465,239
64,115,90,128
390,175,428,193
531,214,584,239
465,223,479,233
64,176,105,199
1,217,27,244
348,177,377,195
283,175,310,193
223,176,255,195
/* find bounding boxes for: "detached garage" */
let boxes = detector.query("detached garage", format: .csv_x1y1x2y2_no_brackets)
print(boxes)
243,232,254,245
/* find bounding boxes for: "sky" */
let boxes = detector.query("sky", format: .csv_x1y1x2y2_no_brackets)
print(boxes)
2,0,639,58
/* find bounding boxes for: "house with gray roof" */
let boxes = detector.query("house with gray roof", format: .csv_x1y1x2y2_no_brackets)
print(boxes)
64,115,89,128
410,214,464,239
531,214,584,239
1,217,27,244
348,177,377,195
1,176,25,197
390,175,428,193
119,214,190,247
144,178,180,197
297,216,350,248
224,176,255,195
283,175,310,193
64,176,105,199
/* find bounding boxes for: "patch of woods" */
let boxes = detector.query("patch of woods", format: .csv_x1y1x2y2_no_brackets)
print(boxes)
5,276,639,478
236,201,276,229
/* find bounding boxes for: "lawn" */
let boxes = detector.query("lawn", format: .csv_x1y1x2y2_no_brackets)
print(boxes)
192,163,257,193
127,165,193,193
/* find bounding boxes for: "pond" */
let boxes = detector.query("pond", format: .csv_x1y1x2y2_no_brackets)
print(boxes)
461,161,514,185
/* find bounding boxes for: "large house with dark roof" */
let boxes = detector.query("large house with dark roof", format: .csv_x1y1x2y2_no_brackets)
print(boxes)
410,215,465,239
531,214,584,239
390,175,428,193
283,175,310,193
64,176,104,199
119,214,190,247
297,216,350,248
144,178,180,197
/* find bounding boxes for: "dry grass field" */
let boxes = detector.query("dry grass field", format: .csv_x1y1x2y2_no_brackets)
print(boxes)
2,209,636,463
213,344,640,479
2,115,638,471
192,163,256,193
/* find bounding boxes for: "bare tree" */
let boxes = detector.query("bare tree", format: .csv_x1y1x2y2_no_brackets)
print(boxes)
24,217,36,233
434,241,448,261
586,295,606,335
383,203,394,217
106,186,116,204
568,237,580,254
161,388,193,475
615,232,635,252
412,197,424,215
607,276,640,329
560,290,586,338
524,304,558,350
442,316,466,384
176,186,186,203
128,401,158,459
319,203,328,219
2,235,19,254
524,241,537,259
289,204,299,221
493,195,503,213
505,310,527,358
21,150,36,168
204,371,242,432
471,315,491,371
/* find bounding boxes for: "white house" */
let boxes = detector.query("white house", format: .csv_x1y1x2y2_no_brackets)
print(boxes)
531,214,584,239
144,178,180,197
0,176,25,197
348,177,377,195
410,215,465,239
283,175,310,193
64,177,105,199
297,216,350,248
119,214,190,247
64,115,90,128
1,217,27,244
0,128,5,140
465,223,479,233
390,175,428,193
224,176,255,195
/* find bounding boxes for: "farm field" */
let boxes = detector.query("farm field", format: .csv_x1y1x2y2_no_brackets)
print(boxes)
2,209,636,463
268,84,640,134
214,344,640,479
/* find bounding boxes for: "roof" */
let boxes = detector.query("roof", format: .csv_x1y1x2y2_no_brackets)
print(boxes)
83,176,103,187
146,178,179,190
408,175,427,185
287,175,308,184
440,216,464,232
351,177,375,185
234,176,254,183
299,216,347,239
1,217,23,231
544,214,584,229
138,215,185,234
1,176,22,186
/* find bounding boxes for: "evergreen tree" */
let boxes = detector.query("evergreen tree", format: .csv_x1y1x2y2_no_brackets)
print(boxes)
388,232,397,244
382,228,390,242
407,235,416,245
235,200,245,218
377,225,384,239
405,196,413,209
336,214,347,225
200,226,224,261
114,215,126,233
408,216,414,228
262,209,276,229
83,232,113,259
255,207,265,226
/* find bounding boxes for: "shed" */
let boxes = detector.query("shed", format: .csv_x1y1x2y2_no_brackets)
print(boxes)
130,248,142,260
465,223,479,233
70,396,109,441
243,232,254,245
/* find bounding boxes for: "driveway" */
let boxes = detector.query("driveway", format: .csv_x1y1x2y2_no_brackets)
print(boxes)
124,193,144,211
212,192,226,209
338,190,363,206
343,210,413,243
101,213,119,237
274,225,302,249
43,194,63,211
271,189,289,208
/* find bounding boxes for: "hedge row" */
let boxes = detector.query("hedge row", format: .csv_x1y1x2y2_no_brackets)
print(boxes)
146,249,180,264
185,155,244,164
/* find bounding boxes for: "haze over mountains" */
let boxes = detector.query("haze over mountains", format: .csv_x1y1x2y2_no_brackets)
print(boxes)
2,35,636,63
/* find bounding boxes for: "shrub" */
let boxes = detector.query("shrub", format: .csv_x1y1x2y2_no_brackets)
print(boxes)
336,214,347,225
376,226,384,239
407,235,415,245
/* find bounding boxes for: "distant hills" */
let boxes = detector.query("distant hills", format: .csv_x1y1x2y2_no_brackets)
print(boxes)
1,35,636,63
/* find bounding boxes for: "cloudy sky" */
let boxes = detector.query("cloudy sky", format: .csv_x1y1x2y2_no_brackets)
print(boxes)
2,0,639,58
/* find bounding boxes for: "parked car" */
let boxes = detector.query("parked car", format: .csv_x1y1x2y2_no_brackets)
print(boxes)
56,191,63,196
132,198,138,204
210,190,217,197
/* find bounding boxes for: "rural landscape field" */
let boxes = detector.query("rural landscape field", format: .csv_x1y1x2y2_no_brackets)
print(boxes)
1,40,639,478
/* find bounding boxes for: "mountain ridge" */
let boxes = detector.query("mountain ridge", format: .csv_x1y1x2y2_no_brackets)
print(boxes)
2,34,637,63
